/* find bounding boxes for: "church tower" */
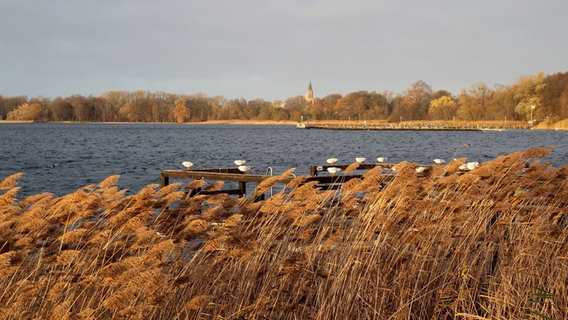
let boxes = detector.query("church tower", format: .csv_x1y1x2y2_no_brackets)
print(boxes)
305,81,314,106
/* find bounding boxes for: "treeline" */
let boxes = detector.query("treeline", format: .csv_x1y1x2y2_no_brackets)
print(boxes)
1,71,567,123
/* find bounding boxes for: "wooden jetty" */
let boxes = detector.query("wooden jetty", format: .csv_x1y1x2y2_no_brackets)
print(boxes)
160,163,398,200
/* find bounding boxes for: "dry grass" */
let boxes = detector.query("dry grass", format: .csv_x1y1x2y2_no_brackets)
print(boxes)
534,119,568,130
0,148,566,319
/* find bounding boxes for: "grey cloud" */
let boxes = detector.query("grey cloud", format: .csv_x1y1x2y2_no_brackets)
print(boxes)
1,0,567,100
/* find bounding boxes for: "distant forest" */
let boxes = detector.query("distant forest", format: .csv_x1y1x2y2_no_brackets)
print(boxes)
2,71,567,124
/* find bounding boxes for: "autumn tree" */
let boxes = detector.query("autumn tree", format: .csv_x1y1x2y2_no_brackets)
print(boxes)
247,99,271,120
148,91,178,122
332,91,387,121
540,71,568,121
320,94,342,120
391,81,432,121
272,104,290,121
7,103,48,121
257,102,274,120
171,97,191,123
485,86,517,121
49,97,74,121
559,88,568,120
456,82,492,121
185,94,210,122
365,91,390,119
100,91,128,122
336,92,366,120
223,99,246,119
283,96,306,121
513,71,545,121
127,90,153,122
66,95,96,121
306,98,322,120
213,98,232,120
206,96,228,121
429,96,457,120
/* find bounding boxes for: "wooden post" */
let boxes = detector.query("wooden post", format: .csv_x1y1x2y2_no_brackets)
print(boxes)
310,165,318,176
239,181,246,197
161,174,169,187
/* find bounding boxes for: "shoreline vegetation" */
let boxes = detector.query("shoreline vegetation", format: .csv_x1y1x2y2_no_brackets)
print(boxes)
2,71,568,133
1,119,567,130
3,71,568,128
1,148,566,319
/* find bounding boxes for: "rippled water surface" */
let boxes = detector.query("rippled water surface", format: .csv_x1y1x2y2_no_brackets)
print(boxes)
1,123,566,197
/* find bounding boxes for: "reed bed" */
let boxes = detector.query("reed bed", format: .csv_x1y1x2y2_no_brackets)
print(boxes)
0,148,566,319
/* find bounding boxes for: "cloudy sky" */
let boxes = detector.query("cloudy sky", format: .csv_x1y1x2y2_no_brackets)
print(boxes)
1,0,566,101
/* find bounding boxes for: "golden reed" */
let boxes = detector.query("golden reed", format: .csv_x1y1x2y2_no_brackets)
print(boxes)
0,148,566,319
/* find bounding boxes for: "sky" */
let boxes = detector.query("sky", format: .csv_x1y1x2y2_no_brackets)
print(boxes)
1,0,567,101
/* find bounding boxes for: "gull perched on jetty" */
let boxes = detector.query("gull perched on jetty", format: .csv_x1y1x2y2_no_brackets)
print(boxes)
433,159,445,164
355,157,366,163
238,165,254,173
234,160,246,166
327,167,341,176
326,158,339,164
377,157,387,163
182,161,195,169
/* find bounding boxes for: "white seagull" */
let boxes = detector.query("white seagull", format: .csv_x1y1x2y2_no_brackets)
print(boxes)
433,159,445,164
415,166,428,173
355,157,366,163
466,161,480,170
234,160,246,166
327,167,341,176
326,158,339,164
182,161,195,169
377,157,387,163
238,165,254,173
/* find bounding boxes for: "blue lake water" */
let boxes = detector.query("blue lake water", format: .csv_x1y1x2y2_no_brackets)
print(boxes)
1,123,566,198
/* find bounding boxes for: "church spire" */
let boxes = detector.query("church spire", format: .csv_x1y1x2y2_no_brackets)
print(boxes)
305,81,314,105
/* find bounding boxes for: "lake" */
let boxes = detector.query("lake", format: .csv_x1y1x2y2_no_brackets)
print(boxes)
1,123,566,198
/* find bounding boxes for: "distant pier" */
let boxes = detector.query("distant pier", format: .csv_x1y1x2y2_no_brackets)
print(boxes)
297,120,529,131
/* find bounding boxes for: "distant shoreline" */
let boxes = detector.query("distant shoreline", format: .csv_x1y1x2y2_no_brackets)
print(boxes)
0,119,566,129
0,119,296,125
